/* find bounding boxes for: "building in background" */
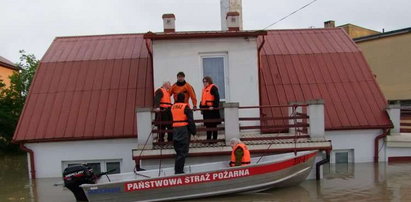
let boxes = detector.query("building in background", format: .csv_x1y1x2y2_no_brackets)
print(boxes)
324,20,380,38
354,27,411,104
0,56,17,88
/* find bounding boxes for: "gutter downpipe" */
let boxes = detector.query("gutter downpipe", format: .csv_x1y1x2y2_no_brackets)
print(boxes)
20,143,36,179
145,38,153,63
374,128,390,163
145,37,154,93
258,35,265,53
316,150,330,180
257,35,265,122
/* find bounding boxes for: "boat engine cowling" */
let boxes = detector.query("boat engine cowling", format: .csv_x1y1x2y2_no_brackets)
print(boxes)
63,165,97,201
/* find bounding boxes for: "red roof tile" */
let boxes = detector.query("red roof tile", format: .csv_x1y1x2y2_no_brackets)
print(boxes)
13,34,153,142
259,28,392,130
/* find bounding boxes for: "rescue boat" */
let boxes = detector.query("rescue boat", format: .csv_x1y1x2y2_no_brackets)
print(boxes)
64,150,317,201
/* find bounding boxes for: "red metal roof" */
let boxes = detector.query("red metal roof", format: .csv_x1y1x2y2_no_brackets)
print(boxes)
259,28,392,130
13,34,153,142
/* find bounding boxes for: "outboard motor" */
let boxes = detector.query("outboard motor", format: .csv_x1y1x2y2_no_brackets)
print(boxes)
63,165,97,201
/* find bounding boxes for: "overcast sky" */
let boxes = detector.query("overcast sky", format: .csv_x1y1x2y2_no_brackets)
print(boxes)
1,0,410,63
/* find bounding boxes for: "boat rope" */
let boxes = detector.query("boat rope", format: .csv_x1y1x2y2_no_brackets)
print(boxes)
256,143,273,164
137,125,155,159
255,104,299,164
134,172,151,179
158,142,164,177
105,174,111,182
134,118,157,175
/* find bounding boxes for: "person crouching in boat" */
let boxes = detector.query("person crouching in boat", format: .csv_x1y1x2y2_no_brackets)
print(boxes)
229,138,251,167
171,93,197,174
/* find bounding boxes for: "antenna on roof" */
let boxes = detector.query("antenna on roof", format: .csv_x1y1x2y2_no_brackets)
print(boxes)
262,0,319,30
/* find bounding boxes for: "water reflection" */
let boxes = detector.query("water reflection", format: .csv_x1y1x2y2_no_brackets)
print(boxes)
1,155,411,201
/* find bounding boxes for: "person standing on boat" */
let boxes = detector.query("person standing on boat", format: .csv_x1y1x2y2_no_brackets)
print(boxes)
229,138,251,167
170,72,197,109
171,93,197,174
154,81,173,142
200,76,221,142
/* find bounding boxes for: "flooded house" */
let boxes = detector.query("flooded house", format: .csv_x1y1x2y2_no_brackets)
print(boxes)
12,0,408,179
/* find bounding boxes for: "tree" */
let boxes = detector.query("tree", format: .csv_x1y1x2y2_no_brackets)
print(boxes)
0,50,39,153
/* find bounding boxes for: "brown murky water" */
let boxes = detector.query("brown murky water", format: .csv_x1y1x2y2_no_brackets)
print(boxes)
1,155,411,202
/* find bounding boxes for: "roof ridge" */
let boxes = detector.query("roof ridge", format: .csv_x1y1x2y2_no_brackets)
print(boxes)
266,27,343,32
55,32,146,40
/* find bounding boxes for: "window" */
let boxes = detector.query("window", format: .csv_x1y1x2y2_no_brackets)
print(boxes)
63,160,121,175
333,149,353,164
106,162,121,174
335,152,349,164
202,56,227,100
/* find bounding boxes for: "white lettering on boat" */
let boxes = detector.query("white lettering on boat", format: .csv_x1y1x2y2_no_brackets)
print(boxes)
212,169,250,180
125,169,250,192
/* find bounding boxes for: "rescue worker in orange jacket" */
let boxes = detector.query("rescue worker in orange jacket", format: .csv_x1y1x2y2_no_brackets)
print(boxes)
171,93,196,174
200,76,221,142
154,81,173,142
170,72,197,109
229,138,251,167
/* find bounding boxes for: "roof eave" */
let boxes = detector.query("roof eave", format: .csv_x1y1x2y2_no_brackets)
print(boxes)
0,61,18,70
325,124,393,131
13,135,137,144
354,27,411,42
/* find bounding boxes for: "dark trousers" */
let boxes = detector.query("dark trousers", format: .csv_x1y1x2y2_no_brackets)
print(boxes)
202,109,220,140
173,126,190,174
206,124,218,140
155,108,173,142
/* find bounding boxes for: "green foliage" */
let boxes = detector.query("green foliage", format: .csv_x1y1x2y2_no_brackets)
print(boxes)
0,50,39,153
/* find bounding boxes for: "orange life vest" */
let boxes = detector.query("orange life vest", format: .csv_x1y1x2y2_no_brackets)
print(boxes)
230,143,251,167
157,87,172,108
171,103,189,127
201,84,217,107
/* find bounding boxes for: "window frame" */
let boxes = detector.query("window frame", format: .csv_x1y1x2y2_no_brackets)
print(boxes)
200,52,229,101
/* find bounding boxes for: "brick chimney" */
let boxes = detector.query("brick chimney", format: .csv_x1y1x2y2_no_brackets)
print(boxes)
226,11,240,31
162,13,175,33
324,20,335,28
221,0,243,31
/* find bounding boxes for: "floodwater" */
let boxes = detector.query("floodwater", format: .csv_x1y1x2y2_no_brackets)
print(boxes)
1,155,411,202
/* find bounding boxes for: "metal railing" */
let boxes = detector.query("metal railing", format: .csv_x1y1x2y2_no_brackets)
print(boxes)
400,107,411,133
150,103,311,147
238,104,309,138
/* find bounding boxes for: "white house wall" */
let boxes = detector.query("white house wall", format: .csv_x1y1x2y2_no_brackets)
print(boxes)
26,138,137,178
152,37,260,120
326,129,385,163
